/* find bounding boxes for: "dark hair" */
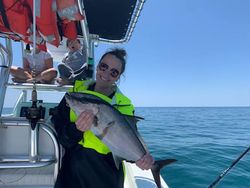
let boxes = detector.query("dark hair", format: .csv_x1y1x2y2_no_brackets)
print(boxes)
99,48,127,74
66,39,81,47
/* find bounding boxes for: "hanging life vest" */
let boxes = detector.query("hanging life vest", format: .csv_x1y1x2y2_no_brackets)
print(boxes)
0,0,31,41
69,80,135,155
26,0,61,47
61,21,78,40
56,0,84,23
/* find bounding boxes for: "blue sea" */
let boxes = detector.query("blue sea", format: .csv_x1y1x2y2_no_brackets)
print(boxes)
135,107,250,188
2,107,250,188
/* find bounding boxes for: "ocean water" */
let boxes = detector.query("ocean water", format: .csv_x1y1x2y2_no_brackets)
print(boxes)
2,108,13,114
135,107,250,188
2,107,250,188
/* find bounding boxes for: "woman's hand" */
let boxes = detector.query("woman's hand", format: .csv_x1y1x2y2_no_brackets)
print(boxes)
75,110,95,132
136,153,155,170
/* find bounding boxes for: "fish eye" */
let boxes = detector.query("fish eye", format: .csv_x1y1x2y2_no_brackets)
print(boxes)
107,121,115,127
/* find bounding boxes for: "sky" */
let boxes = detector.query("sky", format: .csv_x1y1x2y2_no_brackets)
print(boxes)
2,0,250,107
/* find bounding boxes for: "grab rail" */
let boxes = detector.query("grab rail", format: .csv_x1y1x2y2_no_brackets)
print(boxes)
6,82,73,92
0,117,61,181
0,39,12,115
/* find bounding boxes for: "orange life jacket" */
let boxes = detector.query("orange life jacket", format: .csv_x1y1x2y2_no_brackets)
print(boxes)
26,0,61,47
0,0,30,41
56,0,84,23
61,21,78,40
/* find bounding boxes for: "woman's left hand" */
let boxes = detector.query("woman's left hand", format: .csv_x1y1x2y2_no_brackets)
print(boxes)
135,153,154,170
75,110,95,132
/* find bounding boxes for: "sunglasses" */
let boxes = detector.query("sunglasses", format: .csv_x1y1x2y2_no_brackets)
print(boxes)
98,62,120,78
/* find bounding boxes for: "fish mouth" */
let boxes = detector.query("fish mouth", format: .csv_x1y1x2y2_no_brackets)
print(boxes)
65,92,80,103
65,92,72,100
65,92,73,105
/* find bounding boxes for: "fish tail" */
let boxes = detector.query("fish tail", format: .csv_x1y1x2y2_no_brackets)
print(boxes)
151,159,177,188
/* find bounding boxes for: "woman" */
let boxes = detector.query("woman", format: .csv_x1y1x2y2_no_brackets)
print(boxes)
52,48,154,188
10,45,57,83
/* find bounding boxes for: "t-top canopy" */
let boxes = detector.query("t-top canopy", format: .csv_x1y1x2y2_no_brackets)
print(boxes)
0,0,145,47
83,0,141,42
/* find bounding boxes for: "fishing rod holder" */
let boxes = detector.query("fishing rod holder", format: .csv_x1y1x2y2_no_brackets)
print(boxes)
26,103,43,130
24,88,43,161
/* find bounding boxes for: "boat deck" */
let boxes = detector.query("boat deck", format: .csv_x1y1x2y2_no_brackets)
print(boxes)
6,83,73,92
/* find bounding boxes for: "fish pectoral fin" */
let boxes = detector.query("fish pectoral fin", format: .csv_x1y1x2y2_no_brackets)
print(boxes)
151,159,177,188
112,154,124,169
95,121,115,140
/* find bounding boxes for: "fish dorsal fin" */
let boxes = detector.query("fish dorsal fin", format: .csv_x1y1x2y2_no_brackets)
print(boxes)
68,92,112,106
123,115,148,151
123,115,144,131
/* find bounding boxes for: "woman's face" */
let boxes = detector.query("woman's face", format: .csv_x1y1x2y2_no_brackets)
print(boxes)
96,54,122,87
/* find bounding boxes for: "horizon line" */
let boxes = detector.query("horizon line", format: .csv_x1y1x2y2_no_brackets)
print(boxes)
3,106,250,108
134,106,250,108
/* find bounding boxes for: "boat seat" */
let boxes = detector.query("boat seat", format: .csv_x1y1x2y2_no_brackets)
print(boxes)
0,167,54,188
0,117,60,187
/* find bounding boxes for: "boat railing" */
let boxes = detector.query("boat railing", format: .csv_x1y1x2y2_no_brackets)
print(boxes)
6,82,73,92
0,39,12,115
0,117,61,182
11,90,28,116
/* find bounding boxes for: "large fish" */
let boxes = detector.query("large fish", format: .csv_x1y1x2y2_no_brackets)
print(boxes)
65,92,177,188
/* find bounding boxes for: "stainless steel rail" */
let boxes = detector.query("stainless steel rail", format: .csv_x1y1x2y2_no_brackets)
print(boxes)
77,0,90,59
6,83,72,92
0,117,61,181
0,39,12,115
